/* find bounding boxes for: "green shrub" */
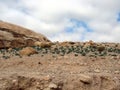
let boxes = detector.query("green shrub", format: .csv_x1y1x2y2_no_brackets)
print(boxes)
2,56,10,59
74,53,78,56
81,52,86,56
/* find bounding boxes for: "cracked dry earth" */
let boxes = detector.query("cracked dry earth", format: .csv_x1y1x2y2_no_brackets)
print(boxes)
0,51,120,90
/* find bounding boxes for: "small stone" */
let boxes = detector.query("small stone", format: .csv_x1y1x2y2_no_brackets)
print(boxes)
38,62,42,65
79,63,84,66
94,69,100,73
114,70,120,74
8,48,12,52
104,70,109,73
70,72,73,74
117,56,120,59
12,79,17,83
48,83,57,89
50,62,54,64
36,82,40,85
54,58,57,60
12,79,18,86
43,75,52,81
79,63,87,66
44,88,50,90
79,74,92,84
84,63,87,66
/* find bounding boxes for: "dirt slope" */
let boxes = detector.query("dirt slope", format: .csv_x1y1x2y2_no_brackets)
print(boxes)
0,21,50,48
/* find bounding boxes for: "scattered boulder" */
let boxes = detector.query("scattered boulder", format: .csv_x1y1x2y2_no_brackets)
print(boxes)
84,40,96,48
59,41,75,47
94,69,100,73
79,74,92,84
34,41,53,48
8,48,12,52
97,45,105,52
19,47,38,56
48,83,58,89
42,75,52,81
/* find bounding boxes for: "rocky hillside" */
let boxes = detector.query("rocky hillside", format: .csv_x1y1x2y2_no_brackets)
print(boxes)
0,21,50,48
0,21,120,90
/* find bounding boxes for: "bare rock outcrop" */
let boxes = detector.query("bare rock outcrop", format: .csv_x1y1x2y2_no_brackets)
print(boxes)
0,21,50,48
34,41,53,48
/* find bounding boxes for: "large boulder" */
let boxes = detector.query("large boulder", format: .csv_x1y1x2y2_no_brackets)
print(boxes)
83,40,96,48
34,41,53,48
19,47,38,56
0,21,50,48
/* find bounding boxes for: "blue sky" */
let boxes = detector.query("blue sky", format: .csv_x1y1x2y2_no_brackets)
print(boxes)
0,0,120,42
117,13,120,21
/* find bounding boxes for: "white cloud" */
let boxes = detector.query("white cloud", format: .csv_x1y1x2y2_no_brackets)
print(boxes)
50,26,85,42
0,0,120,42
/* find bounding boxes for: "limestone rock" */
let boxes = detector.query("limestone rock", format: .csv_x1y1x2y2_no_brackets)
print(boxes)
83,40,96,48
48,83,57,89
19,47,38,56
79,74,92,84
94,69,100,73
42,75,52,81
59,41,75,47
0,21,50,48
34,41,53,48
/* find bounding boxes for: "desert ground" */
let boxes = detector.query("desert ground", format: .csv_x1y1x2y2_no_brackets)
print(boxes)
0,41,120,90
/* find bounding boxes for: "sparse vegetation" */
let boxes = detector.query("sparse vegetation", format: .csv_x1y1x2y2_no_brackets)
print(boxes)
0,42,120,59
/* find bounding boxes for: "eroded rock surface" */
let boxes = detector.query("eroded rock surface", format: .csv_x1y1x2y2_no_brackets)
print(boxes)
0,21,50,48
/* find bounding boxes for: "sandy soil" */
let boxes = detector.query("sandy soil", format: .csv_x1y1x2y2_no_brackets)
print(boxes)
0,42,120,90
0,50,120,90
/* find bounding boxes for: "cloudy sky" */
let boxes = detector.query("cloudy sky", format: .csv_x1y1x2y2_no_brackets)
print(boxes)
0,0,120,42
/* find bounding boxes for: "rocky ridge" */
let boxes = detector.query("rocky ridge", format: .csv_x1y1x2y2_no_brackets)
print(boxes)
0,21,50,48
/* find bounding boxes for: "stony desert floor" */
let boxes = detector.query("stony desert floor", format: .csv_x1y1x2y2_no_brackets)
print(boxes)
0,42,120,90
